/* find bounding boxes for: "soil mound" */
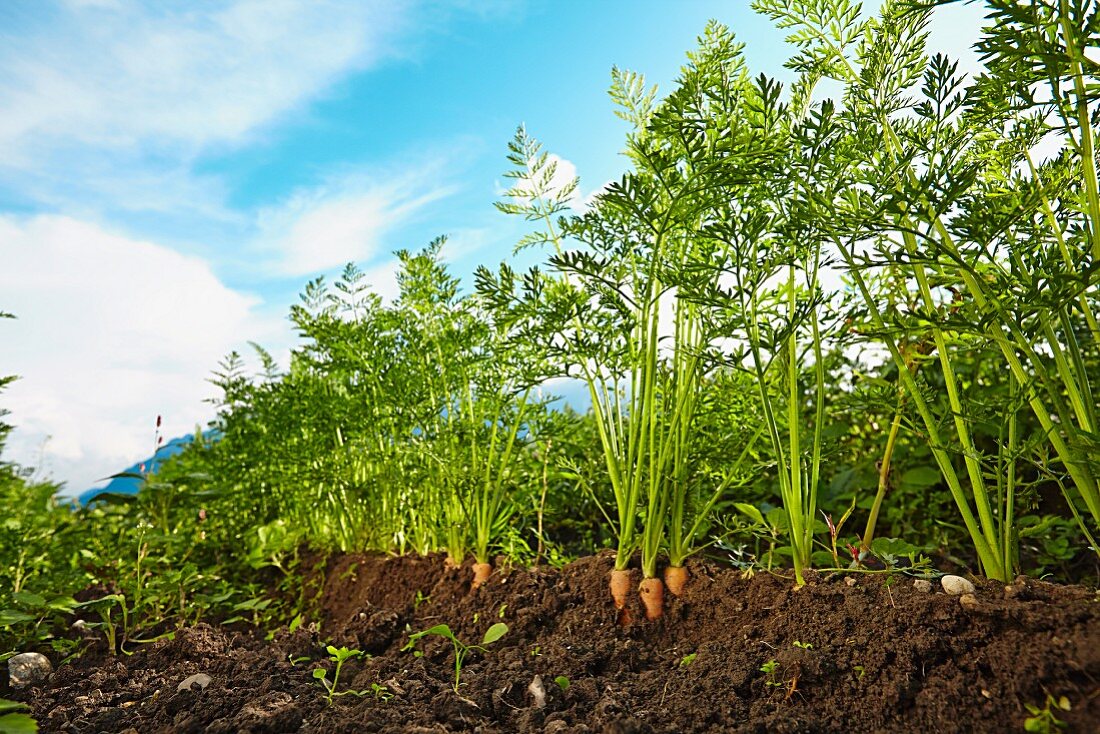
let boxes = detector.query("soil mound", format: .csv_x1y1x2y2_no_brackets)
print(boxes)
10,553,1100,733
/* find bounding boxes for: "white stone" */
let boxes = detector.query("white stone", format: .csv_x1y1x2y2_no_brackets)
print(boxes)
941,575,976,596
177,673,212,692
7,652,52,688
913,579,932,593
528,674,546,709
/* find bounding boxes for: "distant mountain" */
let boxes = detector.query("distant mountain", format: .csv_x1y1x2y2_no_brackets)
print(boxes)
77,432,209,505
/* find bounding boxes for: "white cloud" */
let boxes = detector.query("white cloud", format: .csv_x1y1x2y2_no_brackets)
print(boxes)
0,214,285,493
256,162,457,276
926,1,986,79
0,1,403,155
0,0,415,217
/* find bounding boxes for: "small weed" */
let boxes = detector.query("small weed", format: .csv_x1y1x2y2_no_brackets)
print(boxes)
0,698,37,733
553,675,570,691
370,682,393,702
760,660,782,688
413,590,430,610
852,665,865,680
313,645,369,705
679,653,697,667
1024,694,1071,732
498,603,508,618
792,641,813,650
402,622,508,692
530,645,541,657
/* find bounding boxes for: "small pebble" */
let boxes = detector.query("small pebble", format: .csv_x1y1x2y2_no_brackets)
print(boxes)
941,575,976,595
7,652,52,688
528,674,546,709
845,576,857,587
959,593,981,611
177,673,212,692
913,579,932,593
1004,585,1020,599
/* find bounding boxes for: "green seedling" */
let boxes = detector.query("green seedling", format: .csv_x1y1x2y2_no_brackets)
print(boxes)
312,645,369,705
287,654,310,666
530,645,541,657
413,590,430,611
1024,695,1071,733
370,682,393,701
792,641,812,650
760,660,782,688
679,653,697,667
0,698,37,733
402,622,508,692
853,665,865,681
76,594,126,654
553,675,570,691
498,604,507,618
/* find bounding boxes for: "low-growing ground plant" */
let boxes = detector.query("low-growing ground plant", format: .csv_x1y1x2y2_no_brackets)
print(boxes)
402,622,508,692
0,698,37,734
1024,694,1072,733
312,645,369,705
760,660,782,688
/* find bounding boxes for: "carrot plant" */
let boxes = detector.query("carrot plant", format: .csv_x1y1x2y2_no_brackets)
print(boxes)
487,63,749,613
754,0,1100,580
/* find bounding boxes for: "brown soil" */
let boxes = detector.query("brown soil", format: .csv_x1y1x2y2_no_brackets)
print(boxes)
7,552,1100,733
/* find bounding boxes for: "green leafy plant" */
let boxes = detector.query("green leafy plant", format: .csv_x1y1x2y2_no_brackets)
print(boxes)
1024,694,1071,733
312,645,369,705
553,675,570,691
402,622,508,692
369,682,393,702
760,660,782,688
0,699,37,734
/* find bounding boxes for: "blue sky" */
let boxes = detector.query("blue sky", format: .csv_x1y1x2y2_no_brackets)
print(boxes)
0,0,985,492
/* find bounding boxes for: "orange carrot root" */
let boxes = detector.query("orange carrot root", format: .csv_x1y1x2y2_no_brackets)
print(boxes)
610,569,632,623
664,565,689,597
444,555,460,570
639,577,665,621
471,562,492,590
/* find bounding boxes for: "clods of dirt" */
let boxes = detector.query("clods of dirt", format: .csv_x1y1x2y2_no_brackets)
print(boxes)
9,553,1100,733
